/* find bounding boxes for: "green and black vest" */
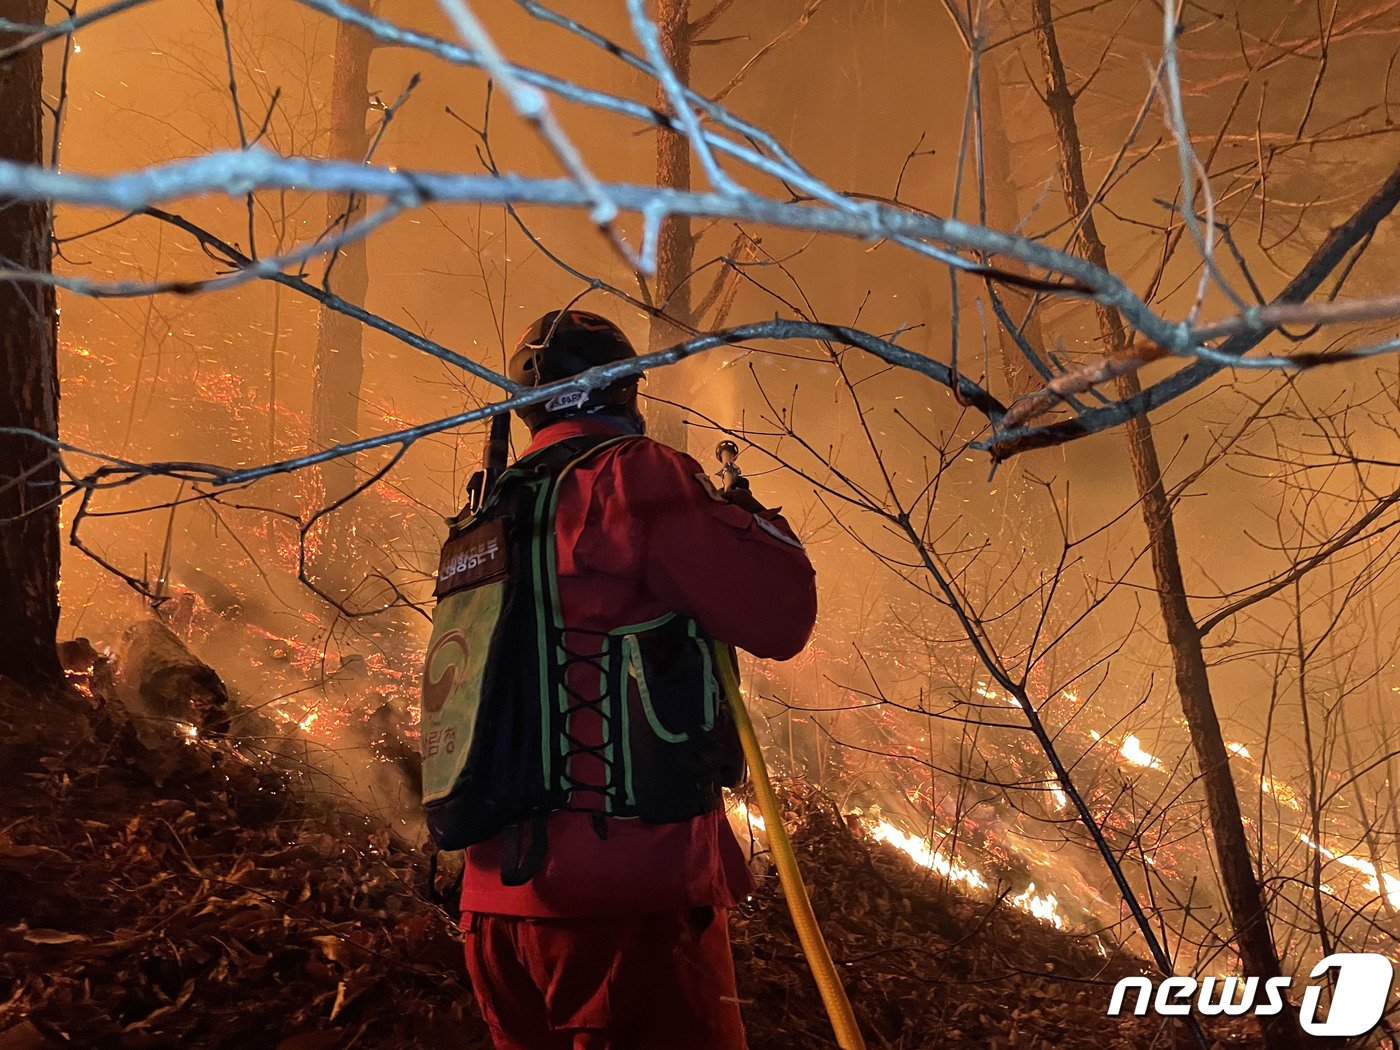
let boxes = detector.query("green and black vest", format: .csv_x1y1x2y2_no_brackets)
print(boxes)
420,434,746,881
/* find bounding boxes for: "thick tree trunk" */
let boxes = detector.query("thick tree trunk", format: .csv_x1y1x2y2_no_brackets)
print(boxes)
646,0,694,453
308,1,372,594
1029,4,1300,1047
0,1,62,683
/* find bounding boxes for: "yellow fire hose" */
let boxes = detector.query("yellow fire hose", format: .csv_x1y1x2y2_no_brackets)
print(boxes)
716,645,866,1050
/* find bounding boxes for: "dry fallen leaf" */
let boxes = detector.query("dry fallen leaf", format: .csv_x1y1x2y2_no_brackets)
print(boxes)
19,929,87,946
312,934,350,964
0,1021,49,1050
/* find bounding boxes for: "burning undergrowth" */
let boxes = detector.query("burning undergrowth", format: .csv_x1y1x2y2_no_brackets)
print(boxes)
728,787,1264,1050
0,636,1270,1049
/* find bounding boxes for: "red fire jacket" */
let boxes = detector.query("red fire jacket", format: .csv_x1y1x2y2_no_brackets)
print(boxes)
459,417,817,918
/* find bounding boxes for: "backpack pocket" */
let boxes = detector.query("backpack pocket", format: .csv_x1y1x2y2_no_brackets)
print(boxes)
618,616,744,821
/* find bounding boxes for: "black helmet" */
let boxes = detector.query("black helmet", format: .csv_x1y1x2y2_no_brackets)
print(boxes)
508,309,641,432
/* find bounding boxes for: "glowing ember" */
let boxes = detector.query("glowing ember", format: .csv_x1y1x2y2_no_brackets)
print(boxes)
1120,734,1163,771
268,703,325,735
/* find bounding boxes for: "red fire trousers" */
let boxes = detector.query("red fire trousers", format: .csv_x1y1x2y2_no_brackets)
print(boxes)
463,907,749,1050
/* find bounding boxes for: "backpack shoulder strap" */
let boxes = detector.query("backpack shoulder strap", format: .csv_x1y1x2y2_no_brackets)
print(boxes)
445,433,638,531
515,432,637,479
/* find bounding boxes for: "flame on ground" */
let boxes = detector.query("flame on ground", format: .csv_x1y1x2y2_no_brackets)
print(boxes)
728,798,767,834
871,820,1068,929
868,820,989,893
1010,883,1066,929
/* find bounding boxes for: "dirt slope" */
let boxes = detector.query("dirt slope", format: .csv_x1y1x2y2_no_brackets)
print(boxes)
0,671,1260,1049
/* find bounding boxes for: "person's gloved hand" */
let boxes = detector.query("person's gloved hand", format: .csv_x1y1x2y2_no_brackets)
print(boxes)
722,475,769,516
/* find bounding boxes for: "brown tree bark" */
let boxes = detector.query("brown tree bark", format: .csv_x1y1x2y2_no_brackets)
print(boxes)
976,54,1049,405
0,1,62,683
1029,4,1300,1047
308,0,373,594
646,0,694,453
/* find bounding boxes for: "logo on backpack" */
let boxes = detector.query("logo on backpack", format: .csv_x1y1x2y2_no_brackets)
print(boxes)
423,629,469,715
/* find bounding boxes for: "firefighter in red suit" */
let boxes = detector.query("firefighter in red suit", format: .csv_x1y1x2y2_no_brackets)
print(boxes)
457,310,817,1049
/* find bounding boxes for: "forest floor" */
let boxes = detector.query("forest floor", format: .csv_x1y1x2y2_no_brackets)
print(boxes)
0,662,1266,1049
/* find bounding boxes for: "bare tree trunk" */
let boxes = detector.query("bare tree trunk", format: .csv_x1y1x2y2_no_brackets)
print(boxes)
1361,562,1400,882
308,0,372,593
1333,563,1398,924
0,0,62,684
977,54,1048,405
1029,4,1300,1047
646,0,694,453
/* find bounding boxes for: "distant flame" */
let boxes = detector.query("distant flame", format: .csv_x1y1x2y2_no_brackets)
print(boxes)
725,799,1071,929
1227,742,1252,759
1120,734,1163,771
1301,834,1400,909
973,681,1021,709
1262,775,1301,811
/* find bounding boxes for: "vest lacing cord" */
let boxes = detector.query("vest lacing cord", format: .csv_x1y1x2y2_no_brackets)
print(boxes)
498,627,619,884
553,625,623,833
